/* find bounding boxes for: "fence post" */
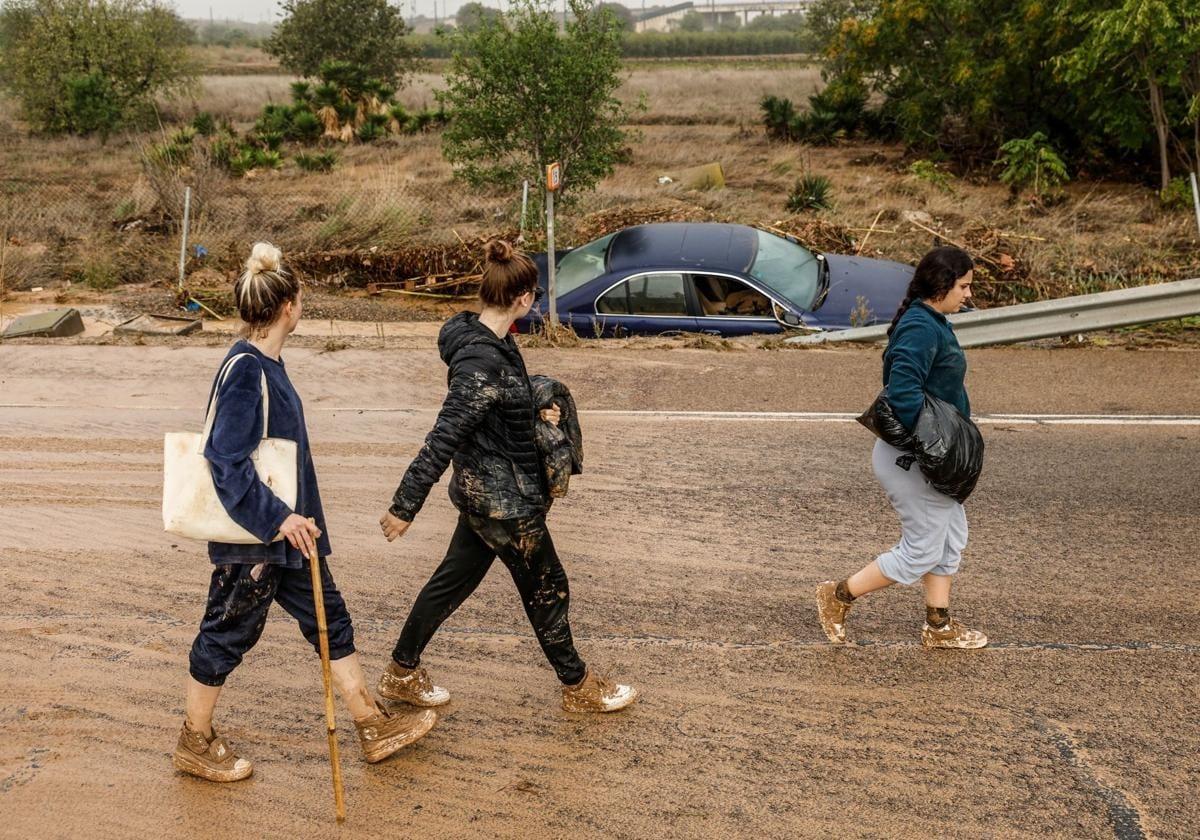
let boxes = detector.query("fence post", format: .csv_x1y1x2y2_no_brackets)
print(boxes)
178,186,192,291
1190,172,1200,240
520,180,529,239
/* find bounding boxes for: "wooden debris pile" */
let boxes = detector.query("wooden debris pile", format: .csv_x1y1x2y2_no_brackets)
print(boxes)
761,217,858,253
288,231,522,296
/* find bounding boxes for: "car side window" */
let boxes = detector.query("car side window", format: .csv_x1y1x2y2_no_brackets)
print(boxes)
690,274,773,317
597,281,630,314
627,273,688,316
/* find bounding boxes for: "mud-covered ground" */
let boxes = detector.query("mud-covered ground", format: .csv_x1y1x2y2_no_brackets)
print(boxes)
1,342,1197,839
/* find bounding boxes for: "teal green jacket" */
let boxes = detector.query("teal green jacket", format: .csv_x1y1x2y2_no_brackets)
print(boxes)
883,300,970,430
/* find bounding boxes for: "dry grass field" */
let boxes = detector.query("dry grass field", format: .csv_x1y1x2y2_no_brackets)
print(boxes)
2,53,1198,308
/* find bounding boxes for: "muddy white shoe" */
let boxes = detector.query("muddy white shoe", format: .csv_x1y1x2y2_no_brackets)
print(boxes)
922,619,988,650
378,661,451,708
172,722,253,782
561,669,638,713
815,580,852,644
355,707,438,763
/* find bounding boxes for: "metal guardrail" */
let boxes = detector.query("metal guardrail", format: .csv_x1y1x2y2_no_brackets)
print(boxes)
787,276,1200,347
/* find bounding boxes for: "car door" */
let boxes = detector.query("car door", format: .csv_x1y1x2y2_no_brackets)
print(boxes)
591,271,698,336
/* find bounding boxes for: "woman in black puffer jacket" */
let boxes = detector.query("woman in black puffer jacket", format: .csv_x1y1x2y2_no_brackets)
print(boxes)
378,240,638,714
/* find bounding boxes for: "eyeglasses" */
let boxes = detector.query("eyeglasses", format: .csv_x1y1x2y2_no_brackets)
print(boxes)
531,286,546,301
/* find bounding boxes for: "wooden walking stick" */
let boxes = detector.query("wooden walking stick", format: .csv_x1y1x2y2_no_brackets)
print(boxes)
307,527,346,822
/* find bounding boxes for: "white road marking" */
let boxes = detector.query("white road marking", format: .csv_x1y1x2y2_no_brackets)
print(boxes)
1,404,1199,425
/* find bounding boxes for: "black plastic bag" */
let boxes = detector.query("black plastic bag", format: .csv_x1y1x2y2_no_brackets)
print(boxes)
857,391,984,503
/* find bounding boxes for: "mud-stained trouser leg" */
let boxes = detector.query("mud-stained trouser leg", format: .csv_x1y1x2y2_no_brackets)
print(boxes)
472,515,588,686
391,515,498,669
189,560,356,687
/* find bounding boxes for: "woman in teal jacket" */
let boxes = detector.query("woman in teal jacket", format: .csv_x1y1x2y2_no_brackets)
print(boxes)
816,246,988,650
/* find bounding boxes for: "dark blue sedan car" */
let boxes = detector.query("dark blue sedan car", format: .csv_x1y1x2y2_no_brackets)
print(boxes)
517,222,914,337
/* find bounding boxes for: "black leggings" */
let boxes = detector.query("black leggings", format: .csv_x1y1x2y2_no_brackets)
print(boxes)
392,513,587,685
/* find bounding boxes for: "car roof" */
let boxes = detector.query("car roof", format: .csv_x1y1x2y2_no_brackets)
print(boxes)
607,223,759,275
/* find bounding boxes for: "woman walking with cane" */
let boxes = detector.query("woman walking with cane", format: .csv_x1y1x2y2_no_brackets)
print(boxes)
173,243,437,783
377,240,638,714
816,246,988,650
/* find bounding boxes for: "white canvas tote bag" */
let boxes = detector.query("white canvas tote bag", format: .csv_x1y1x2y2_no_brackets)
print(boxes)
162,353,298,543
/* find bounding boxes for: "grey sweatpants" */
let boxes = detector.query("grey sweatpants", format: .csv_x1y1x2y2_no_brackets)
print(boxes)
872,439,968,585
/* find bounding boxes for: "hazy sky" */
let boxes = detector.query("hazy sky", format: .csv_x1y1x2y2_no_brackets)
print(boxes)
172,0,564,24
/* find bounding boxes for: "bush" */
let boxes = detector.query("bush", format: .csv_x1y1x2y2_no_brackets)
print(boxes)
997,132,1069,198
785,174,833,212
0,0,196,136
295,151,338,172
1160,176,1194,210
761,81,870,145
908,159,954,192
191,111,217,136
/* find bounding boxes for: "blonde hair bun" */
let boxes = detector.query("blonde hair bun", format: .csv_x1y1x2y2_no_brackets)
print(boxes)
484,238,514,264
245,241,283,276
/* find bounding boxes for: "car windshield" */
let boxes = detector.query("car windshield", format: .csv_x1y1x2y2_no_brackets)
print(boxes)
555,232,616,297
746,230,822,310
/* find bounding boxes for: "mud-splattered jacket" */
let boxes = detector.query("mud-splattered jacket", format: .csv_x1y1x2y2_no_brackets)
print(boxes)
389,312,549,522
529,375,583,498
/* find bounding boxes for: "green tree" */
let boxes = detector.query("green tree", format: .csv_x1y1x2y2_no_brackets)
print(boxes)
439,0,638,205
805,0,877,55
597,2,634,30
677,10,704,32
455,1,504,32
1057,0,1199,190
266,0,416,83
0,0,195,136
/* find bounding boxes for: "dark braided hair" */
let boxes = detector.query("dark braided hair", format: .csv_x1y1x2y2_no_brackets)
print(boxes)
886,246,975,338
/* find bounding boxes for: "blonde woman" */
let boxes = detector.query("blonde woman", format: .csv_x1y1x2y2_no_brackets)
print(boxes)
173,243,437,782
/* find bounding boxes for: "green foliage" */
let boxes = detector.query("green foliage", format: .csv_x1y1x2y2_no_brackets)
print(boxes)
908,159,954,192
997,132,1070,197
744,11,808,33
455,2,504,32
295,151,338,172
266,0,416,83
62,73,125,138
439,0,638,204
357,113,390,142
0,0,196,136
819,0,1200,186
289,109,323,142
677,11,704,32
412,30,818,58
1159,175,1194,209
785,174,833,212
761,81,868,145
1055,0,1200,190
191,112,217,136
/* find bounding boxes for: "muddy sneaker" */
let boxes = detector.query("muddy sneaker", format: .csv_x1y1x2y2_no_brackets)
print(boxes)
815,580,852,644
172,722,253,782
355,707,438,764
922,619,988,650
561,670,638,713
377,661,451,708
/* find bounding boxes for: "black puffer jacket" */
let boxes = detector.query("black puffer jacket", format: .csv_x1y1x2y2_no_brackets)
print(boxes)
390,312,549,522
